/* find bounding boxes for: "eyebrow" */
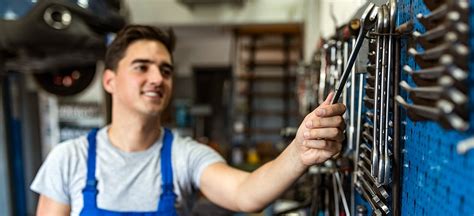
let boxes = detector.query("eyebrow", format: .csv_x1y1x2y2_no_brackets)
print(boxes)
131,58,173,69
131,58,156,65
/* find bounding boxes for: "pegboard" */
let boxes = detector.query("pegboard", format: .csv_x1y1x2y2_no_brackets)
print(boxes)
396,0,474,215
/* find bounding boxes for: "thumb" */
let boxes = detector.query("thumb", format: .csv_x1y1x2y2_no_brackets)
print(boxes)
322,92,334,106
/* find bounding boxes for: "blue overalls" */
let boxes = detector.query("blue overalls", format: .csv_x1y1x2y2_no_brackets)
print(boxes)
79,128,178,216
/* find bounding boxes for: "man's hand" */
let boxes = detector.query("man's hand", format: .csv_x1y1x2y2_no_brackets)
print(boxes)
295,92,346,166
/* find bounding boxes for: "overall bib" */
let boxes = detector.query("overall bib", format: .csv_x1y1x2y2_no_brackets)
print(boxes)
79,128,178,216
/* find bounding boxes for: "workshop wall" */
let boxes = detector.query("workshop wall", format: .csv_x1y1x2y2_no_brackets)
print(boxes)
124,0,304,26
173,27,233,77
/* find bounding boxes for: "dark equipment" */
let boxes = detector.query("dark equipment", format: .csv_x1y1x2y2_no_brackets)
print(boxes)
0,0,126,96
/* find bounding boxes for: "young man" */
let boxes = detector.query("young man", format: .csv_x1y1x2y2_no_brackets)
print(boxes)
31,25,346,215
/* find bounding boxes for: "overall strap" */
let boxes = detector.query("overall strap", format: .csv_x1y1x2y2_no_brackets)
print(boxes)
157,128,177,213
82,128,99,209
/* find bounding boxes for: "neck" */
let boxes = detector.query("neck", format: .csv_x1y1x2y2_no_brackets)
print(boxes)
108,111,162,152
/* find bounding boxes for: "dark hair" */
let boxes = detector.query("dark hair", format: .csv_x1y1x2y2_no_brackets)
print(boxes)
105,25,176,71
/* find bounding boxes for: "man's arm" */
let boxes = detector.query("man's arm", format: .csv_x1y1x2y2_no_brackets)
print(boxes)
200,93,346,212
36,195,70,216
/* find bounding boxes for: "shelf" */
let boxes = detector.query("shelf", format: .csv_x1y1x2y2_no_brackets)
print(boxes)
240,91,295,98
237,24,302,35
237,74,296,81
245,61,299,68
241,44,302,51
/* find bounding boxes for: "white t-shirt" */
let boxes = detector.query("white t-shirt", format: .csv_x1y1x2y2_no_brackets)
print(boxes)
30,127,225,215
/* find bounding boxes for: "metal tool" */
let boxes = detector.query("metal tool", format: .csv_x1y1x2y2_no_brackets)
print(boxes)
356,172,390,214
356,205,368,216
368,51,376,63
457,137,474,155
318,46,328,105
367,75,376,86
358,160,390,199
417,1,468,30
364,96,374,109
399,80,467,106
423,0,446,11
331,3,378,104
366,112,374,121
355,182,383,216
402,64,467,83
353,70,365,211
364,122,374,131
366,64,375,75
416,5,448,29
382,0,396,185
371,5,383,178
335,172,351,216
356,172,380,203
347,39,356,153
413,17,469,47
408,42,468,69
392,23,402,216
369,39,377,53
364,86,375,97
360,152,372,166
362,131,374,144
376,5,390,184
361,143,372,154
395,96,469,131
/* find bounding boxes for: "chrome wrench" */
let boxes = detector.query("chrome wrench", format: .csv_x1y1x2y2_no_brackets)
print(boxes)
331,3,378,104
382,0,397,185
371,5,383,178
377,4,389,184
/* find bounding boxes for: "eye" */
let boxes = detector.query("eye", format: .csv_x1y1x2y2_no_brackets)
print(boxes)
134,64,149,72
160,65,173,78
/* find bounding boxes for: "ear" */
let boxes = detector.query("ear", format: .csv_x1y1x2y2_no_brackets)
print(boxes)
103,69,116,94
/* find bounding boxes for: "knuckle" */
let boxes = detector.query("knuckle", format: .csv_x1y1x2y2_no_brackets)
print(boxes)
313,119,320,127
316,118,324,127
310,129,318,138
323,140,330,148
329,128,338,137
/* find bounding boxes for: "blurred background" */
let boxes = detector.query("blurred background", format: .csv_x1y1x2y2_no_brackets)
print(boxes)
1,0,473,215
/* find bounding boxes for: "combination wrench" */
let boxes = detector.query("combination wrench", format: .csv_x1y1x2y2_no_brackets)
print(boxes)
381,0,397,185
371,5,383,179
330,3,378,104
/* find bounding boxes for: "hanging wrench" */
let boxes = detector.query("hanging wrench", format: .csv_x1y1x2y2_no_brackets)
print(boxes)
377,5,389,184
382,0,397,185
331,3,378,104
371,5,383,179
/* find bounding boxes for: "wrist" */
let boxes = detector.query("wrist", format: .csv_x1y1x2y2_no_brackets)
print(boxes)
288,140,310,172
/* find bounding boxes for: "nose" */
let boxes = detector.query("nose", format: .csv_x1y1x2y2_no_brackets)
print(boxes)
148,65,163,85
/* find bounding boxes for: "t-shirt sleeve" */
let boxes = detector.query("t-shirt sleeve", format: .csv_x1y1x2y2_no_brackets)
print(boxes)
182,138,226,188
30,143,72,205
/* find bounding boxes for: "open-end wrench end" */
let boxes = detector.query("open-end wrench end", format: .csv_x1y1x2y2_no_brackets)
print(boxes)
399,81,413,92
457,137,474,154
408,48,418,56
402,65,414,75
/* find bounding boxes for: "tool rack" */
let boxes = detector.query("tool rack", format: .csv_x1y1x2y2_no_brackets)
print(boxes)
296,0,474,215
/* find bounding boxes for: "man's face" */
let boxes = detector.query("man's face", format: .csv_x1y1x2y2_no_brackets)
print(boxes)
104,40,173,117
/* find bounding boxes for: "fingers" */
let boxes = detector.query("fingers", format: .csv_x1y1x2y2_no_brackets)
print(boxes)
305,115,346,130
302,140,342,157
303,128,345,142
322,92,334,105
303,139,330,149
315,103,346,117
